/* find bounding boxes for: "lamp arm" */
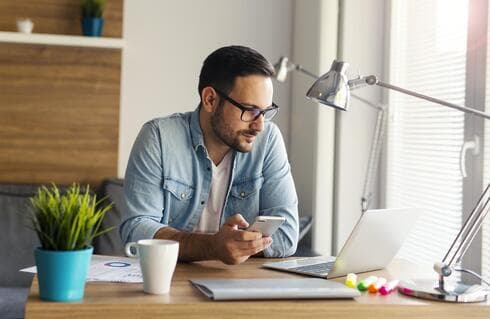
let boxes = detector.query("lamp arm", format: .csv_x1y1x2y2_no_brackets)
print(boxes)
348,94,387,212
434,183,490,283
350,94,386,111
444,186,490,266
294,65,319,80
361,106,387,212
453,197,490,265
352,75,490,119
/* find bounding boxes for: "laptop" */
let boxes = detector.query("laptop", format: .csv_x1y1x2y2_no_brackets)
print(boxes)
263,208,419,279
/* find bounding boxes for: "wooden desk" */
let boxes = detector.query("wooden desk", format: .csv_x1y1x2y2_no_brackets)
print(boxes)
25,258,490,318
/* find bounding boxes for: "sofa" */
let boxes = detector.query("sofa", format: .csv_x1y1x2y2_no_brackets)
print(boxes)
0,184,40,319
0,178,314,318
0,179,125,318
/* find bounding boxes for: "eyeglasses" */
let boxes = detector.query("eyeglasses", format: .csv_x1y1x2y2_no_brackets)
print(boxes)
214,88,279,122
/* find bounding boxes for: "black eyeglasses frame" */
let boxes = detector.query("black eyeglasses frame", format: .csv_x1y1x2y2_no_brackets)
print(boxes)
213,88,279,122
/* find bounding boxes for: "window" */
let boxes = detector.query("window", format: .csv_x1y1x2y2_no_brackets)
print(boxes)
386,0,469,267
482,1,490,280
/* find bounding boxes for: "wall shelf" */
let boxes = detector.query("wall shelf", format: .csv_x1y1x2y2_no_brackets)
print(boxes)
0,31,124,49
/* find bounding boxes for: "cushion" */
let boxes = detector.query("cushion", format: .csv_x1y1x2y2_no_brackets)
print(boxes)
93,178,126,256
0,184,40,288
0,287,29,318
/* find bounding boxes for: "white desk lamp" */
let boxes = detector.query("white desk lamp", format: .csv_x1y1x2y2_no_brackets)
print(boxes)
306,59,490,303
273,57,387,212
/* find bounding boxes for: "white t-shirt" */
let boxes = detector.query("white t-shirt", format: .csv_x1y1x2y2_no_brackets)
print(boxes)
194,152,232,233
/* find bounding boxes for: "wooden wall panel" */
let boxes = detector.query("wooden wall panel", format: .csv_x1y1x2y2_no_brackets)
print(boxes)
0,0,122,37
0,43,120,186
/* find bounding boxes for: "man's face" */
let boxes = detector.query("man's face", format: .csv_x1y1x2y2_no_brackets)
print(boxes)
211,75,273,153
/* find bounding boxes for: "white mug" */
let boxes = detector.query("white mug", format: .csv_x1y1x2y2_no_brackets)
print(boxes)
16,18,34,34
125,239,179,294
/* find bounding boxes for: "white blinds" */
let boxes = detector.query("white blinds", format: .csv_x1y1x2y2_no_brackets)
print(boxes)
483,130,490,277
482,1,490,280
387,0,467,267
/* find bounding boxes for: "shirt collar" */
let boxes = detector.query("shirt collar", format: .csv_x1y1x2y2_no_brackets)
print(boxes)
190,106,206,150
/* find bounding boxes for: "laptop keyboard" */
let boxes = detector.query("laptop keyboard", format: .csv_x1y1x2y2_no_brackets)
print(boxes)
291,261,335,274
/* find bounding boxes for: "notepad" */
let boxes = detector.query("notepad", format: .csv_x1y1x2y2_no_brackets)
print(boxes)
190,278,360,300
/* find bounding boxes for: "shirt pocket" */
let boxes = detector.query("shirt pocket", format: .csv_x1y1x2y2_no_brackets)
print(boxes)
162,178,195,225
228,176,264,221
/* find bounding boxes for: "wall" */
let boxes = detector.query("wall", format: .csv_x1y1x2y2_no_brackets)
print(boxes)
119,0,293,176
287,0,338,255
334,0,386,252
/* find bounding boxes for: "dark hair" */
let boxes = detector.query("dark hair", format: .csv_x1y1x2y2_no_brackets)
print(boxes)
198,45,275,100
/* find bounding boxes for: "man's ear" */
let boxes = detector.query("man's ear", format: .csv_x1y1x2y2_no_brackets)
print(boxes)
201,87,218,113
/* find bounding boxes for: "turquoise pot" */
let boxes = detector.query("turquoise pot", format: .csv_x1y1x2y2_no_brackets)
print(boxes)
34,247,93,302
82,17,104,36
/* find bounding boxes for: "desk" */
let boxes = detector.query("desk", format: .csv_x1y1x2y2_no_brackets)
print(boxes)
25,258,490,318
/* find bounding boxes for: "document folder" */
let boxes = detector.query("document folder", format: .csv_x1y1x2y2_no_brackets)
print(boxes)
190,278,360,300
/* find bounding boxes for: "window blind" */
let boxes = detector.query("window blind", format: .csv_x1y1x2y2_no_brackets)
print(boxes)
387,0,467,267
482,1,490,280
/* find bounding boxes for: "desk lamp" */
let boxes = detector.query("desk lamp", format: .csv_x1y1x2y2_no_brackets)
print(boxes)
307,59,490,303
273,57,387,212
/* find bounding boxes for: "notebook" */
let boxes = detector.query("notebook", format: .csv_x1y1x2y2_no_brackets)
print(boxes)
263,208,420,279
190,278,360,300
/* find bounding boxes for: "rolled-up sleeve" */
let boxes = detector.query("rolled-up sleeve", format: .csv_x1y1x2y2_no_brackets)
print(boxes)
120,121,166,245
260,124,299,257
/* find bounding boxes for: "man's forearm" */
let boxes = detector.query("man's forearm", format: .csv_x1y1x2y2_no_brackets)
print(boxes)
153,226,216,262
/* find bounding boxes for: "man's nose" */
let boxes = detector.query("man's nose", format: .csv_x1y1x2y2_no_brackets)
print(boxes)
250,114,265,131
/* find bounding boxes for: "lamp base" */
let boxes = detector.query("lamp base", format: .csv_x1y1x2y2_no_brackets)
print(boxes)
398,279,489,303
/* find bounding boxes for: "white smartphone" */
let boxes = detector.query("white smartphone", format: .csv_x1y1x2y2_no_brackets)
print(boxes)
246,216,286,237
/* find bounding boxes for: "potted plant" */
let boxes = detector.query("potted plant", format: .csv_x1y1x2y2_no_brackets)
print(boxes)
29,184,112,301
81,0,106,36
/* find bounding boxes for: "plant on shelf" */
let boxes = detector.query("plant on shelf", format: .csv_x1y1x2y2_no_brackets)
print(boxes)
29,183,113,302
81,0,106,37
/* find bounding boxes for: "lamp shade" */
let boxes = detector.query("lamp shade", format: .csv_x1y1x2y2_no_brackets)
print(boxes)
306,60,350,111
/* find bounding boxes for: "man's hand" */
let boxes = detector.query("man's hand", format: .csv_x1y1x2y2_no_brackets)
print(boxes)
154,214,272,264
211,214,273,265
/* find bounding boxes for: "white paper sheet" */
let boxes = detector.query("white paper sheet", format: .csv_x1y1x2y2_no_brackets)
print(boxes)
20,254,143,283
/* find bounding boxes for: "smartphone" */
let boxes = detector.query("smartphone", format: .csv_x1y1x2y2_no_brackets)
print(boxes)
246,216,286,237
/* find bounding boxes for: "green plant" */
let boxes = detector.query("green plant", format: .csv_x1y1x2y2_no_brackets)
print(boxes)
30,183,113,251
81,0,106,18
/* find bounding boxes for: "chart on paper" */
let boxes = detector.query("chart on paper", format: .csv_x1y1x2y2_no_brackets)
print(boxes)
21,255,143,283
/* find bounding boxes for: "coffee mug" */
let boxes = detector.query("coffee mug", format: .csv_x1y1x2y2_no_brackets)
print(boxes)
125,239,179,294
16,18,34,34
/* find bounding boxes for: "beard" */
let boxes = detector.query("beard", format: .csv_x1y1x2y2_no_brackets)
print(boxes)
211,104,259,153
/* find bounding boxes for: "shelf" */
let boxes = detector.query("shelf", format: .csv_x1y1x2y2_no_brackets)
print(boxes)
0,31,124,49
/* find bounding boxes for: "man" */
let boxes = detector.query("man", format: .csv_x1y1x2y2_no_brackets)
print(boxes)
121,45,298,265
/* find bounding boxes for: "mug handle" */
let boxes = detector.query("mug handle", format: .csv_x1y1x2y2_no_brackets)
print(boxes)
125,242,138,257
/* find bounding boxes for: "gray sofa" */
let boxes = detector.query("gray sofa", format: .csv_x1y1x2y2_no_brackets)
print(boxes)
0,184,40,319
93,178,126,257
0,180,125,319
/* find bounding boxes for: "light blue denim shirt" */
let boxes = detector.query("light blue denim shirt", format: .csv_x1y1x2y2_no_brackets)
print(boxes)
120,107,299,257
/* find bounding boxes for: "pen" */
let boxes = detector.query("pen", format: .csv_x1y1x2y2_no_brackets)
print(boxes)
357,276,378,291
368,277,387,293
379,280,400,295
345,273,357,288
